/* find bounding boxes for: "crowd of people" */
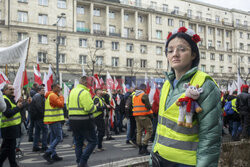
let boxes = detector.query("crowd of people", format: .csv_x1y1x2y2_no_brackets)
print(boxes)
0,26,249,167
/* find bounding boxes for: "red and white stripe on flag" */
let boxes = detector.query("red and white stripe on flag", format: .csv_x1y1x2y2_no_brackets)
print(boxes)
34,64,42,85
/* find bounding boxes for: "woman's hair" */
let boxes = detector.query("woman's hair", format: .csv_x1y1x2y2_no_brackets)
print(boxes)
165,32,200,69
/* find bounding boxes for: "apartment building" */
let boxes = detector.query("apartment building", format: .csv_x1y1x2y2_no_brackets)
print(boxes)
0,0,249,86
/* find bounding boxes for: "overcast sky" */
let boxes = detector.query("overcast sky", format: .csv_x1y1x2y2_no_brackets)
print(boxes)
196,0,250,12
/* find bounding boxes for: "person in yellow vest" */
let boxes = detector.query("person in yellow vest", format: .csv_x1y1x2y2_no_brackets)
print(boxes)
93,88,106,152
42,83,64,164
133,83,153,155
152,27,222,167
68,76,97,167
0,91,6,113
0,84,29,167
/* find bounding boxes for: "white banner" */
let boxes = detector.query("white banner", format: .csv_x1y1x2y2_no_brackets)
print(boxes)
0,38,29,65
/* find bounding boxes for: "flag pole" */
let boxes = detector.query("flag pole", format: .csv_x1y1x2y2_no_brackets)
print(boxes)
21,37,31,98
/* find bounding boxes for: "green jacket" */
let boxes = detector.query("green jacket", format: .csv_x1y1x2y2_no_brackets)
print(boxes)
154,67,222,167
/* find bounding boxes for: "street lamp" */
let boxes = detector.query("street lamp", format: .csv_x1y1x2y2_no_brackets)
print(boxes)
53,13,66,83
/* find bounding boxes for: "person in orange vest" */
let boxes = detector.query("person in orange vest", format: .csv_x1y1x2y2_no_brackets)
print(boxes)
132,83,153,155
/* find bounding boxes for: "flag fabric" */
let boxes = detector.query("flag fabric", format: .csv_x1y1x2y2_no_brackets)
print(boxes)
116,94,121,105
148,82,160,114
0,71,10,89
99,77,104,86
0,38,29,65
22,70,29,87
63,83,70,103
12,38,30,102
74,79,79,88
113,76,118,90
42,72,48,92
122,82,127,93
108,89,115,129
47,65,53,91
237,70,244,95
132,81,135,88
106,71,114,91
229,80,237,95
34,64,42,85
93,74,101,89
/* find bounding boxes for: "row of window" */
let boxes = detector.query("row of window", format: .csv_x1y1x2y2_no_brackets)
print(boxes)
37,52,163,69
200,65,250,74
18,0,66,8
200,52,250,63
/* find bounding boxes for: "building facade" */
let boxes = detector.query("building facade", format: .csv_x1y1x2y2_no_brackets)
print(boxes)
0,0,249,86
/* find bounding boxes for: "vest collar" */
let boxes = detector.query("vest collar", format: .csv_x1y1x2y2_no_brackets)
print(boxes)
77,84,90,92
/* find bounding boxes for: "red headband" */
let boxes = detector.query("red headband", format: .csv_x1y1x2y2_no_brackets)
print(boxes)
167,27,201,43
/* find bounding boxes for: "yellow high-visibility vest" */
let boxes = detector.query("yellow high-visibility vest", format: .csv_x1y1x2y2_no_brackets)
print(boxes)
93,96,105,118
231,98,239,114
1,95,21,128
44,93,64,123
154,70,218,166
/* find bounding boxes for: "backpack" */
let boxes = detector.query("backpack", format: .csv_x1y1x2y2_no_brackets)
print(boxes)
224,101,234,115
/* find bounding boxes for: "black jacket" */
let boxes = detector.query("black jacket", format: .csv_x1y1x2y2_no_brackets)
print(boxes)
1,95,21,139
236,92,250,115
30,93,45,121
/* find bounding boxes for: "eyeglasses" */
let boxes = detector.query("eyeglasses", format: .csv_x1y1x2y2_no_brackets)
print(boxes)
166,46,190,55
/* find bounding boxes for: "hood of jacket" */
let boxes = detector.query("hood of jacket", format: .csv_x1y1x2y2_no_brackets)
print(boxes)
135,90,144,96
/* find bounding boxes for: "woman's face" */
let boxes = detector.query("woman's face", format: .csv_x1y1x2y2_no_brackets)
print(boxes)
167,37,196,72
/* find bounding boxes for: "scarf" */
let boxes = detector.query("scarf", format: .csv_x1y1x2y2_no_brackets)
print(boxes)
178,97,194,113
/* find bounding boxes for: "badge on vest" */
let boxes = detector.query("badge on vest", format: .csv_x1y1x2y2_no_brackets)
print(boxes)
176,83,203,128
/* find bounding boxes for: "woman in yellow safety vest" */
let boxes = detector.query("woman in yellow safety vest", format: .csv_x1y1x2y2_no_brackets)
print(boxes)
152,27,222,167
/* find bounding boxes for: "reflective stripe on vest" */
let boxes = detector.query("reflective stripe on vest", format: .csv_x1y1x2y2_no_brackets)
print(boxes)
231,98,239,114
44,93,64,123
93,96,104,118
154,70,217,166
1,95,21,128
132,93,153,116
68,87,94,120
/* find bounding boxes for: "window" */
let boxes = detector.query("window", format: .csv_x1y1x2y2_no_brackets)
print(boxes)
248,68,250,74
217,29,221,36
236,19,240,26
79,38,87,47
240,32,243,38
248,44,250,50
208,40,212,47
226,31,230,38
201,52,206,59
127,58,134,67
18,11,28,22
215,16,220,23
59,54,66,64
244,21,248,27
248,33,250,39
38,14,48,25
150,1,157,10
206,13,211,22
126,43,133,52
38,34,47,44
140,45,147,54
228,67,232,73
17,32,28,41
210,53,215,60
198,26,204,33
163,4,168,12
196,11,202,19
38,0,48,6
18,0,28,2
57,0,66,8
112,57,119,67
228,55,232,63
79,55,87,65
77,21,85,30
174,7,179,15
168,19,174,26
219,54,224,61
96,56,103,66
0,32,1,42
138,29,143,38
226,42,230,50
249,57,250,63
210,65,215,73
187,9,192,18
208,27,213,35
135,0,141,7
59,36,66,45
240,43,244,50
156,46,162,55
217,41,221,48
199,38,204,46
140,59,147,68
179,21,185,27
201,65,206,72
96,40,103,48
77,6,84,14
124,13,129,21
156,30,162,39
58,17,66,27
138,15,143,23
94,8,100,16
112,42,119,50
38,52,47,63
109,25,116,33
240,56,244,63
156,16,161,24
156,61,162,69
124,27,129,38
220,66,224,73
109,11,115,19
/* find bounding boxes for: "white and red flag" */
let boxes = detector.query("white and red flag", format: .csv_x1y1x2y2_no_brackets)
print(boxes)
42,72,48,92
106,71,114,91
0,72,10,89
113,76,119,90
46,64,53,91
34,64,42,85
122,81,127,93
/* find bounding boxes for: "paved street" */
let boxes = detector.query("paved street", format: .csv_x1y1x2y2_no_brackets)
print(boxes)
3,128,151,167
